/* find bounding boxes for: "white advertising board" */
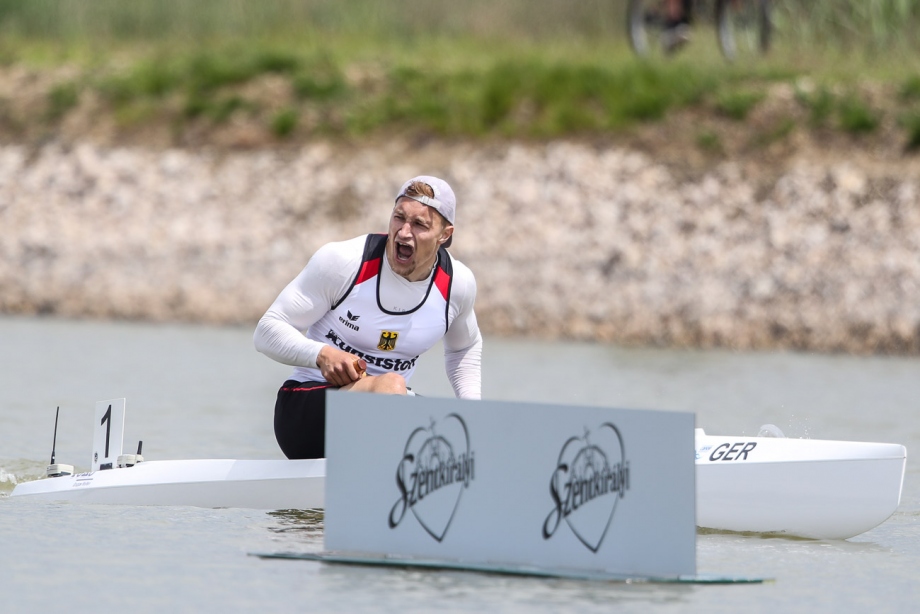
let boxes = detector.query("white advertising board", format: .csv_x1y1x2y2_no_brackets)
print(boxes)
325,392,696,579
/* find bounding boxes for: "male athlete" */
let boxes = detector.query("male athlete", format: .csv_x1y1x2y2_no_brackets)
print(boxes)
254,176,482,459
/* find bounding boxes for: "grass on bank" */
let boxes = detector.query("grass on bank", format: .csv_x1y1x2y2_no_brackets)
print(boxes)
24,47,739,139
23,41,919,147
3,0,920,53
3,0,920,147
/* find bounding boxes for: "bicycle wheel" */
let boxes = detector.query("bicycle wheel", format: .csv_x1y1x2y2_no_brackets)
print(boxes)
627,0,667,58
715,0,771,61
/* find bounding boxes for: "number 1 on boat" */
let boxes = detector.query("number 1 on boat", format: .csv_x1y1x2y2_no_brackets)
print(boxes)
92,399,125,471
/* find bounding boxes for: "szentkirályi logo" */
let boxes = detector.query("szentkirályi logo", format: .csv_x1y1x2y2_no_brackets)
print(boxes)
389,413,475,542
543,423,630,553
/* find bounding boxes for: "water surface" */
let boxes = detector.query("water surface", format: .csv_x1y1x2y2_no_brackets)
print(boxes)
1,316,918,612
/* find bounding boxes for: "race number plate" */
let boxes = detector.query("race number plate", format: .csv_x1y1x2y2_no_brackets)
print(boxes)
92,398,125,471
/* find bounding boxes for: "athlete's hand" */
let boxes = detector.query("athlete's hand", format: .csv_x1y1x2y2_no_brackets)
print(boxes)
317,346,367,387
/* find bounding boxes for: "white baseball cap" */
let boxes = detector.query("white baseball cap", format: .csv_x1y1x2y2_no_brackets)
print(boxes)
395,175,456,225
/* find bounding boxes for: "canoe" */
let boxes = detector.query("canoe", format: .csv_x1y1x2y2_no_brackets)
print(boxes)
11,421,906,539
695,428,907,539
10,458,326,510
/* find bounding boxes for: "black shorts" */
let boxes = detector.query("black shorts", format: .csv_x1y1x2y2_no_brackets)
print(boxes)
273,379,334,459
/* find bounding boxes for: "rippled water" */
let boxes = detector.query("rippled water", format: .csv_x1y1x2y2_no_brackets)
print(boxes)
1,316,918,612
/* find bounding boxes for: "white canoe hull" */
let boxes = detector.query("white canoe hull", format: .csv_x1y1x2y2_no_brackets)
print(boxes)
12,431,906,539
10,459,325,510
695,429,906,539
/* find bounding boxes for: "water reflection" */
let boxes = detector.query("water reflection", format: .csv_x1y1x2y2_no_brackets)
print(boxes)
266,508,325,542
698,528,893,552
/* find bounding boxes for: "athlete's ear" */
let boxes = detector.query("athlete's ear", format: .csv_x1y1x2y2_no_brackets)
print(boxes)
439,225,454,244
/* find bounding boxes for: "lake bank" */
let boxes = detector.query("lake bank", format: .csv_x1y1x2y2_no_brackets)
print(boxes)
1,137,918,354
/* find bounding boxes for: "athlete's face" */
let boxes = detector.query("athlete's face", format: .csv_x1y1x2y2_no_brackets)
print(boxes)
386,197,453,282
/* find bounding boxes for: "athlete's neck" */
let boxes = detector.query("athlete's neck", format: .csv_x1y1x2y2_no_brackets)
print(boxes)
384,251,436,283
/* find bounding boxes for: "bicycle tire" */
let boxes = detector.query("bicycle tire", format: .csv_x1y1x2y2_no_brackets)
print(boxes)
715,0,771,61
627,0,665,58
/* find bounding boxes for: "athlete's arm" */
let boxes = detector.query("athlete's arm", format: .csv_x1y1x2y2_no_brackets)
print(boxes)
443,261,482,400
253,237,363,369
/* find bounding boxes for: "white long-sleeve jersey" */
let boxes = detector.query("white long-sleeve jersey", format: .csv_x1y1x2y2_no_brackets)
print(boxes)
254,235,482,399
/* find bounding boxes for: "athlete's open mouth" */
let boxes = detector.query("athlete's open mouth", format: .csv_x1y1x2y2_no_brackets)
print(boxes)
396,242,414,263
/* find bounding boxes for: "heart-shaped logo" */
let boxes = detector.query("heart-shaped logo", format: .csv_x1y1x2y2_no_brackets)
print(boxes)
389,413,475,542
543,423,629,553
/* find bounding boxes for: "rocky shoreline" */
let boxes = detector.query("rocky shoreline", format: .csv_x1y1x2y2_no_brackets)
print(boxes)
1,139,919,354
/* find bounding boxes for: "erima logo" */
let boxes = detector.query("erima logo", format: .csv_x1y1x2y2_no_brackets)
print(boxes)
338,310,360,331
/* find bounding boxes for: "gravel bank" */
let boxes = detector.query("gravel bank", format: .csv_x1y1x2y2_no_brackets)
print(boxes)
1,140,918,354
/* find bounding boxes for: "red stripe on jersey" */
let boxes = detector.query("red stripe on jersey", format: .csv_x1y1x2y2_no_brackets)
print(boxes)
281,384,333,392
434,267,450,300
355,257,381,285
